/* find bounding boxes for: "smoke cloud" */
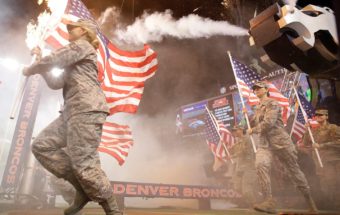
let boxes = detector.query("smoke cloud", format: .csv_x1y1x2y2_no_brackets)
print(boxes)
100,112,215,208
98,7,122,39
111,9,248,45
283,0,297,8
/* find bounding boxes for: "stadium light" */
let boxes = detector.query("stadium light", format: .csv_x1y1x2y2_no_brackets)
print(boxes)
0,58,22,71
50,68,64,77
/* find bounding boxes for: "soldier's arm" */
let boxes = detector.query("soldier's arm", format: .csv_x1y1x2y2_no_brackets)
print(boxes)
301,132,313,147
25,40,94,74
252,101,280,133
321,125,340,148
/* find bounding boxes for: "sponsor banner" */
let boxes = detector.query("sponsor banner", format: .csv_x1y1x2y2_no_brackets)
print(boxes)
207,94,235,128
1,75,43,191
111,181,241,200
178,93,236,138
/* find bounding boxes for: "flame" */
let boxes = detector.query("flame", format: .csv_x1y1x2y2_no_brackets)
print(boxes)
47,0,68,17
26,0,68,50
26,11,52,50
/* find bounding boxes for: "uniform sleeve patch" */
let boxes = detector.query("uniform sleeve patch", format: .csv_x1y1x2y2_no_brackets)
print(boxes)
70,42,81,52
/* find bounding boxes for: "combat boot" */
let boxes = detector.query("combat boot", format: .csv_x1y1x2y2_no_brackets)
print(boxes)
64,190,90,215
99,196,122,215
303,193,318,214
62,175,90,215
253,197,276,214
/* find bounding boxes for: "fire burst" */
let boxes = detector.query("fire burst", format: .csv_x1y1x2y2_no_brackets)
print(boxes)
26,0,68,50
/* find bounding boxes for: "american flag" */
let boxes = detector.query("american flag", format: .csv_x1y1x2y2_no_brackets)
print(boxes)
204,111,234,160
265,81,291,123
43,0,157,164
98,122,133,165
44,0,158,115
230,56,290,123
291,92,317,143
298,92,315,119
291,108,306,140
231,57,260,106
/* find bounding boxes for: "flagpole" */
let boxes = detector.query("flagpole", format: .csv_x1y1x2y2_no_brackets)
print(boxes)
287,72,301,99
205,106,234,164
280,69,288,92
289,108,298,138
9,63,34,119
289,71,303,138
293,87,323,168
227,51,257,153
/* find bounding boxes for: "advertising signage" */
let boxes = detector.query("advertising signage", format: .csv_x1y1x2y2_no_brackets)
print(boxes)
178,93,236,138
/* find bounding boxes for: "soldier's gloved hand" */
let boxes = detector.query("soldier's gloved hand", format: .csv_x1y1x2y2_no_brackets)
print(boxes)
304,122,311,129
312,143,321,149
23,66,33,76
247,128,253,134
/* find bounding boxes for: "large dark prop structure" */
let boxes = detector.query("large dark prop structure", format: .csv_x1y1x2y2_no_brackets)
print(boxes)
249,3,339,80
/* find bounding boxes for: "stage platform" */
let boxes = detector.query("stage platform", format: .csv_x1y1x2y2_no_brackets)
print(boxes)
0,208,339,215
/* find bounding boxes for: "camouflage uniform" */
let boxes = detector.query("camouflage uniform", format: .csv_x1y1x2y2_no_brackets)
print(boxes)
29,39,114,203
251,97,312,202
230,134,257,206
302,116,340,208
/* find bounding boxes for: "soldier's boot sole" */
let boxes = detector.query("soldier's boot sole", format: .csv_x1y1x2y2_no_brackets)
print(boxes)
253,205,276,214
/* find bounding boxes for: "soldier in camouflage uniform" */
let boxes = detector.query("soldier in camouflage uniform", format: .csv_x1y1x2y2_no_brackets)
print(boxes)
23,19,122,215
248,81,317,213
230,125,257,207
302,108,340,209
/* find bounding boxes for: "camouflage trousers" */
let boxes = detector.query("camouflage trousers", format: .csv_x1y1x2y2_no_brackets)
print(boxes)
255,146,311,199
32,112,113,202
233,169,258,206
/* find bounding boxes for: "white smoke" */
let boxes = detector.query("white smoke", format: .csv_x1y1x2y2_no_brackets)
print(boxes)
284,0,297,8
98,7,122,39
112,10,248,45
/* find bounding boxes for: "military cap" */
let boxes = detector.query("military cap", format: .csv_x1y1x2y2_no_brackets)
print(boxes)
315,109,328,115
66,19,97,40
252,81,267,90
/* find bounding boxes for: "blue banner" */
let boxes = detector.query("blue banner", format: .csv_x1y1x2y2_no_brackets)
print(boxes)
1,75,43,192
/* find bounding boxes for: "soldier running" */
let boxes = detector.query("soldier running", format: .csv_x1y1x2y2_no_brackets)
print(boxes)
23,19,122,215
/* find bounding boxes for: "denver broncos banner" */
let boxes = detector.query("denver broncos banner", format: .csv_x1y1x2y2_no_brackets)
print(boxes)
111,181,241,200
1,75,43,192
